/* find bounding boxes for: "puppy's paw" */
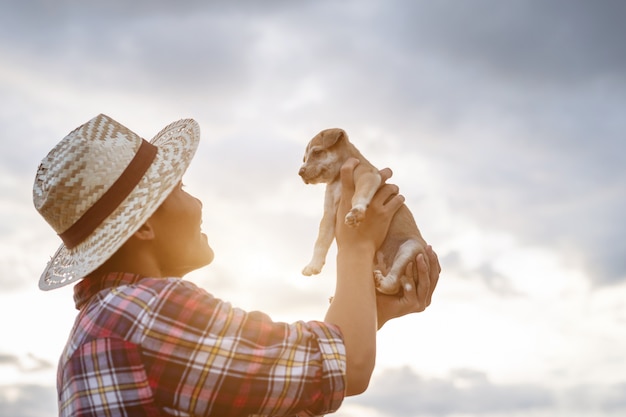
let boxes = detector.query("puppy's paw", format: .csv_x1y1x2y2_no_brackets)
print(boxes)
374,270,400,295
302,262,323,276
345,207,366,227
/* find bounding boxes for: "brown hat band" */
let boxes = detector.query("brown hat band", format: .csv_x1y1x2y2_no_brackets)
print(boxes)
59,140,158,249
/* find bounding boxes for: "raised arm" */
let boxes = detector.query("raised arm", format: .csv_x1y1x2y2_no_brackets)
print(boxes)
324,158,404,395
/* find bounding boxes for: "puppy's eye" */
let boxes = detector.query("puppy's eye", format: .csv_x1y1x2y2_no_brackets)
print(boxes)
312,149,323,157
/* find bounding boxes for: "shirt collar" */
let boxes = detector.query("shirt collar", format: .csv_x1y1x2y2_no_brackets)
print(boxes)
73,272,146,310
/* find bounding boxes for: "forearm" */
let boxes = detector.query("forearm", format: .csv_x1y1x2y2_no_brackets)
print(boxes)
324,244,378,396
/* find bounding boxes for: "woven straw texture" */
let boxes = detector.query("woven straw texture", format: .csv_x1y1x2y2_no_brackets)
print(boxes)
33,114,200,290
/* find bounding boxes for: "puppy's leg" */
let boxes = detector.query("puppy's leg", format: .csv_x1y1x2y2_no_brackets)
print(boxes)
345,171,381,227
303,182,341,276
374,239,421,294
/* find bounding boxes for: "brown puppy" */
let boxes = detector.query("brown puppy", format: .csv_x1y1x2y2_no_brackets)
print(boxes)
299,128,428,294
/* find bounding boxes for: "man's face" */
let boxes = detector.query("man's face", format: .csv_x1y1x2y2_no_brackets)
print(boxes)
149,181,214,277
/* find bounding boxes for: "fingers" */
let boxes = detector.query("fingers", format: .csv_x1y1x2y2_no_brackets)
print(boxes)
410,246,440,312
374,168,401,208
415,253,430,312
373,183,405,211
377,246,441,326
375,181,399,201
425,246,441,306
379,167,393,183
385,191,405,212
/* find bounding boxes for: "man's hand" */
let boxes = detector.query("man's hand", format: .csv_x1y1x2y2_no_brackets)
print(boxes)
376,245,441,329
335,158,403,253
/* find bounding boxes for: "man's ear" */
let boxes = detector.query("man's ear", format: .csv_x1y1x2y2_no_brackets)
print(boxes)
132,220,156,241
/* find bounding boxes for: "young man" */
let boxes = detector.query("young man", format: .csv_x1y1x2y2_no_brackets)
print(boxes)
33,114,440,416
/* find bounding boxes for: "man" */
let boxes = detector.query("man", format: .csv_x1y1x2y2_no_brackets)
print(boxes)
33,114,440,416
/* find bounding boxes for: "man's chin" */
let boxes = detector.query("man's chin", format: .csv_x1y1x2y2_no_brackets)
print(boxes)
179,248,214,277
203,248,215,266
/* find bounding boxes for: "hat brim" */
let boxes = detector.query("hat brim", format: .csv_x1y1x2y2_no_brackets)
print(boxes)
38,118,200,290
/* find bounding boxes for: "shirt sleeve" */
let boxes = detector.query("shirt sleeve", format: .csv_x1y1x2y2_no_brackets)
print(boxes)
136,278,346,417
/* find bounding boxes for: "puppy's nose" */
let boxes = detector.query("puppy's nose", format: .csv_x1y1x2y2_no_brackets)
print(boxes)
298,166,305,177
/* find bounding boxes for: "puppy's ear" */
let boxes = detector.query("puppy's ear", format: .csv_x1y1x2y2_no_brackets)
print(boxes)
321,128,346,149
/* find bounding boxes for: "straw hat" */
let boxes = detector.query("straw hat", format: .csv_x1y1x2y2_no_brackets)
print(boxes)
33,114,200,290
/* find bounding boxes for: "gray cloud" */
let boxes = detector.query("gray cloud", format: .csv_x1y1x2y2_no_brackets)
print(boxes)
0,384,57,417
1,375,625,417
1,4,253,94
354,367,552,416
0,353,20,366
5,0,626,89
1,5,625,417
441,251,522,296
2,0,625,289
23,354,55,373
0,353,53,374
351,367,626,416
375,0,626,86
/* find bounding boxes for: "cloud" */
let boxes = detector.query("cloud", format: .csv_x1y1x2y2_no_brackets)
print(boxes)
22,354,55,373
0,353,20,366
1,374,625,417
441,251,521,296
375,0,626,85
0,384,57,417
0,353,54,373
349,367,626,417
353,367,552,416
1,3,625,415
0,4,252,94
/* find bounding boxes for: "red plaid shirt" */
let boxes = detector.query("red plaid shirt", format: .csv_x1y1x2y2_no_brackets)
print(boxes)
58,272,346,416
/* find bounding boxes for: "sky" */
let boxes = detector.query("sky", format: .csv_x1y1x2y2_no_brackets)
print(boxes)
1,1,625,416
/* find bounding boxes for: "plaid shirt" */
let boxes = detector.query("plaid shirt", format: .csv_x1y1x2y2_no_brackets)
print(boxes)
58,272,346,416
